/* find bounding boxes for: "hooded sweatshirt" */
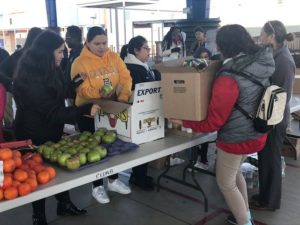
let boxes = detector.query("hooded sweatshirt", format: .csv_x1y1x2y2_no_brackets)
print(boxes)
71,46,132,106
124,53,161,90
183,46,275,154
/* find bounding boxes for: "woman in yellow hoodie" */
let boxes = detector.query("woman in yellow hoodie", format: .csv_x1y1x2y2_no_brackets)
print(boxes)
71,26,132,204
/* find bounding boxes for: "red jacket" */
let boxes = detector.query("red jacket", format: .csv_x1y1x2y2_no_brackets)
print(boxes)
183,75,267,155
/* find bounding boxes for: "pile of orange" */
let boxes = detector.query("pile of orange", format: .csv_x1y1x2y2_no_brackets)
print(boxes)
0,148,56,201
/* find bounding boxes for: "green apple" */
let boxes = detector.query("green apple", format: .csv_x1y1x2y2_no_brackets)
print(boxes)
101,84,113,96
94,146,107,158
95,128,107,137
89,140,99,149
66,157,81,170
79,148,90,154
58,153,71,167
82,131,92,137
78,153,87,165
102,132,117,144
50,150,61,162
42,146,54,159
93,134,102,142
87,150,101,163
66,148,78,156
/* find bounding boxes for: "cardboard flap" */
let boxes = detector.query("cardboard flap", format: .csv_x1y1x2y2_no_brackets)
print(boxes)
94,99,131,114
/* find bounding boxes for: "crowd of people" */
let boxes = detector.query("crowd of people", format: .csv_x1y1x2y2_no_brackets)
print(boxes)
0,19,296,225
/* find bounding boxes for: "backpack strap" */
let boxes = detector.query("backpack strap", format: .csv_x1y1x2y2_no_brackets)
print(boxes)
218,69,265,120
218,69,265,88
235,104,255,120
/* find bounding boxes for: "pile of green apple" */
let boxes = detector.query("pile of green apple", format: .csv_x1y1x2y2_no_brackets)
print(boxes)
37,128,117,170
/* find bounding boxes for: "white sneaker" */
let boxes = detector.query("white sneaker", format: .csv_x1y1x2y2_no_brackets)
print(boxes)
92,186,110,204
107,179,131,195
194,162,209,170
169,157,185,166
187,168,198,173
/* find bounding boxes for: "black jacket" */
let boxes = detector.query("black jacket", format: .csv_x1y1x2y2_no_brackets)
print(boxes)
14,79,91,145
0,49,23,91
125,64,161,91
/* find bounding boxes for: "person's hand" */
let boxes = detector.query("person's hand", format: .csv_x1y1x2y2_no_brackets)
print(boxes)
90,104,101,117
169,118,183,126
171,47,181,53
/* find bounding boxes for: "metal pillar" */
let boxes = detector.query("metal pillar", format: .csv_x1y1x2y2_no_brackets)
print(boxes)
45,0,58,28
186,0,210,19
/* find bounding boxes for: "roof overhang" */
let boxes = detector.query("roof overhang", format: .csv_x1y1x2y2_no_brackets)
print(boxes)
77,0,159,9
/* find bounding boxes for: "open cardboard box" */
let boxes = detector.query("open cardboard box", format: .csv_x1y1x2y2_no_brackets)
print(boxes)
156,60,222,121
94,81,165,145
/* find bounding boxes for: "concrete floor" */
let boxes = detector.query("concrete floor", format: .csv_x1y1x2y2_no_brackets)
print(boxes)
1,144,300,225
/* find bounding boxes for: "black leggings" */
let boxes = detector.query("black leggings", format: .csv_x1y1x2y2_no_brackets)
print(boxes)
78,116,118,187
32,191,70,217
198,142,209,163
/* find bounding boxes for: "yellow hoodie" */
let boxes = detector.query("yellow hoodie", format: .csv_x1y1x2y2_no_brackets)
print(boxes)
71,46,132,106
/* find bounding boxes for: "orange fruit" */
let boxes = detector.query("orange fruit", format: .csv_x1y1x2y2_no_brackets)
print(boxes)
25,178,38,191
3,159,15,173
2,175,13,189
25,159,38,169
12,180,21,187
18,183,31,196
12,150,21,158
0,188,3,200
4,186,18,200
45,166,56,180
13,157,22,168
0,148,13,160
37,171,50,184
33,165,45,174
27,169,37,179
14,169,29,182
19,164,30,171
32,154,43,164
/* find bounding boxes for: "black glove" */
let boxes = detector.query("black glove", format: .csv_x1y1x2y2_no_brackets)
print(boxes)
77,103,93,116
171,47,181,53
71,74,84,89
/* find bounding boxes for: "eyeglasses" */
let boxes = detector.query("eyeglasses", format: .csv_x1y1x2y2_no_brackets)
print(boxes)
141,46,151,51
267,21,276,34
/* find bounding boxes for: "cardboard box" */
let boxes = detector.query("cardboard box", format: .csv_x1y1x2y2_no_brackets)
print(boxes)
156,60,222,121
293,75,300,94
282,136,300,160
94,81,165,145
149,157,167,170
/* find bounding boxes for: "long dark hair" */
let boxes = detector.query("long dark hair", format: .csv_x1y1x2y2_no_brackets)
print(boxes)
263,20,294,45
161,26,181,51
13,30,65,101
23,27,43,49
216,24,260,59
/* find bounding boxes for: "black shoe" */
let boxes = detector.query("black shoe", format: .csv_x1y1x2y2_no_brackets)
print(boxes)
57,201,87,216
250,194,260,201
32,215,48,225
249,200,276,211
226,214,238,225
129,175,154,191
